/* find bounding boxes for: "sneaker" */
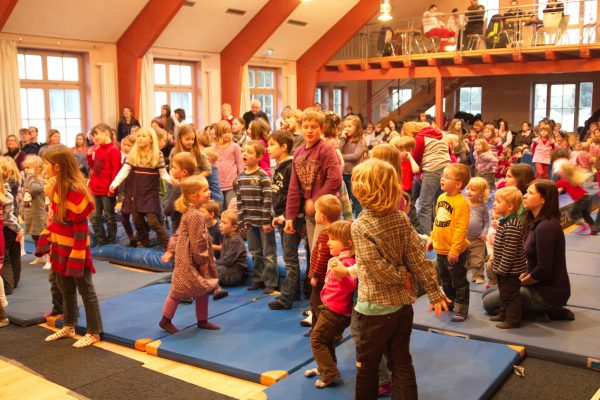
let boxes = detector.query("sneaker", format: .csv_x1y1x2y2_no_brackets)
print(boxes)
574,224,590,235
300,315,312,327
0,318,9,328
546,308,575,321
262,287,275,295
73,333,100,348
268,301,290,310
247,283,265,291
475,276,485,284
378,382,392,397
451,313,467,322
45,327,76,342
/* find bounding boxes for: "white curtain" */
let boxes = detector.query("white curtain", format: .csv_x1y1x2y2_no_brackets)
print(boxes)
139,52,155,127
239,64,250,116
0,40,22,151
98,63,117,128
285,74,297,109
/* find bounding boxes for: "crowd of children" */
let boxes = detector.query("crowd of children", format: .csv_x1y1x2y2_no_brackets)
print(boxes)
0,105,598,398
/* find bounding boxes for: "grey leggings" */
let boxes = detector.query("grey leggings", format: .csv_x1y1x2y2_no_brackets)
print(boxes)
57,268,103,334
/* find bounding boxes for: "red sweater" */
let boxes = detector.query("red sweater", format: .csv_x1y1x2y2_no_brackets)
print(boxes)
308,229,331,282
400,159,413,191
87,142,122,196
556,179,588,202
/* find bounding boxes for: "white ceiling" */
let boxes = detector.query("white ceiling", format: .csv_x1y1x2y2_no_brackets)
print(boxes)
2,0,148,42
253,0,360,60
154,0,270,52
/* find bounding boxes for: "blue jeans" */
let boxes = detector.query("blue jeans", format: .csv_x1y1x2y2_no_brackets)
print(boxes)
482,285,553,315
246,225,278,289
418,169,444,236
91,195,117,245
277,222,303,307
344,174,363,218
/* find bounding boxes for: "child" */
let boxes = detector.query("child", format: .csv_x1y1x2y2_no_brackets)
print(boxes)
482,124,503,156
556,162,597,235
474,138,498,192
351,158,449,399
200,200,222,259
203,146,224,204
38,147,103,347
232,116,249,146
159,175,220,333
166,153,197,234
22,155,49,267
339,115,367,218
391,136,421,229
490,187,527,329
237,140,278,294
511,146,524,164
215,120,244,210
248,118,272,176
308,194,342,329
504,164,535,225
429,163,471,322
215,210,247,289
1,160,23,295
465,177,490,284
304,220,357,388
496,147,511,180
171,125,211,176
118,134,138,247
576,142,594,187
531,124,555,179
285,108,343,252
87,123,121,246
268,131,302,310
286,109,305,151
109,128,172,248
569,142,582,165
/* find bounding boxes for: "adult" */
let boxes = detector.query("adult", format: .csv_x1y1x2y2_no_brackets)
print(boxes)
464,0,486,48
422,4,456,51
314,102,322,111
483,179,573,321
116,106,140,142
242,99,269,129
221,103,234,126
513,121,534,150
29,126,43,147
447,8,466,37
19,128,40,155
344,106,365,128
172,108,186,138
4,135,26,170
544,0,564,15
497,119,513,148
158,104,175,135
71,133,90,177
275,106,291,131
38,129,61,157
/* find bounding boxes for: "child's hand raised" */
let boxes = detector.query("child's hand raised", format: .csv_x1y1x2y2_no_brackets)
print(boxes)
429,296,452,318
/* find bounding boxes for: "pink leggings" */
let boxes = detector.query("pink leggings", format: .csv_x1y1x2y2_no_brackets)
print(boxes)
162,294,209,321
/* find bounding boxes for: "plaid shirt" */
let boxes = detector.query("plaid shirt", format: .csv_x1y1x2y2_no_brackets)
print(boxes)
352,209,445,307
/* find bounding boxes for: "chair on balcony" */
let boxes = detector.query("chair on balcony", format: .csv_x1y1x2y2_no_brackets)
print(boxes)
416,26,440,54
583,22,599,44
465,17,487,50
534,12,569,45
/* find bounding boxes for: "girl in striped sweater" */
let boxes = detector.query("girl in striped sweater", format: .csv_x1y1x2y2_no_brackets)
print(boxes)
37,147,103,347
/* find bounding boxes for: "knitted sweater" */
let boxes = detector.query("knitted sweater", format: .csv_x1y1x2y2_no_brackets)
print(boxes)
492,214,527,276
87,142,121,196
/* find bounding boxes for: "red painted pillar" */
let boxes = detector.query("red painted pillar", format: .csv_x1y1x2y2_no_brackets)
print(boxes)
436,76,445,127
366,80,373,122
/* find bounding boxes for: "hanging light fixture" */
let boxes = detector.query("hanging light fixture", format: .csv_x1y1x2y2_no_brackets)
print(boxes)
378,0,392,21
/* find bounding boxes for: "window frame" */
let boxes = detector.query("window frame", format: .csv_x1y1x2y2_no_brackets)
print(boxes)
18,48,86,146
248,66,278,126
153,59,196,124
389,87,413,111
532,81,593,131
458,86,483,116
333,87,345,116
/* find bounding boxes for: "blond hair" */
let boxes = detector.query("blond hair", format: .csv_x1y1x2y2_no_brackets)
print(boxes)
343,115,364,143
351,158,400,214
371,143,402,180
467,177,490,202
445,163,471,189
175,175,209,213
401,121,428,137
171,152,197,176
127,127,160,167
176,125,206,167
474,138,489,153
327,220,353,251
483,124,497,139
0,156,22,184
244,140,265,158
391,135,416,151
221,209,238,227
215,120,232,145
23,155,45,179
301,107,325,125
315,194,342,223
495,186,523,213
203,146,218,164
558,162,589,186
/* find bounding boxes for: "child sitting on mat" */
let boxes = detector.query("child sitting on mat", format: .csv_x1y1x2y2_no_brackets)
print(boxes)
304,220,357,388
215,210,247,296
160,175,220,333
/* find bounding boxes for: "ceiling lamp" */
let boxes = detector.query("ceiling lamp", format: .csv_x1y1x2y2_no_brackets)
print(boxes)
378,0,392,21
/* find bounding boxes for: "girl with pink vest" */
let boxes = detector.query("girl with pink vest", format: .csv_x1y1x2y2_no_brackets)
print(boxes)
531,124,555,179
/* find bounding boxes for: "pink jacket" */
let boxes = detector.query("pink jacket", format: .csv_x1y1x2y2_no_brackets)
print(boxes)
320,250,358,316
531,138,555,165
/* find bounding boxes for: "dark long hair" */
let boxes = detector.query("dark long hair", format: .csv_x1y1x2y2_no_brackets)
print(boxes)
526,179,560,225
508,164,535,194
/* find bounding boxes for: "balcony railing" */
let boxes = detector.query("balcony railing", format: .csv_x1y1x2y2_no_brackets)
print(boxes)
331,0,600,62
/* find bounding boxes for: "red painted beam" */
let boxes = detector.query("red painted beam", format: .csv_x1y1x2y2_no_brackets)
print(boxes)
220,0,300,115
0,0,18,31
435,76,444,127
296,0,380,109
116,0,186,115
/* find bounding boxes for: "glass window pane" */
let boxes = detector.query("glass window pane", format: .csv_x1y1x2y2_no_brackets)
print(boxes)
562,109,575,132
471,88,482,103
66,119,81,146
180,65,192,86
18,54,25,79
170,91,192,120
534,109,547,126
169,64,180,85
584,0,597,24
154,92,167,116
49,89,66,119
562,84,576,108
578,108,591,129
25,54,43,80
64,90,81,118
154,64,166,85
534,84,547,109
550,85,563,109
579,82,593,108
248,70,255,88
26,88,45,119
63,57,79,81
265,71,274,88
47,56,63,80
51,120,66,138
20,88,29,119
460,88,471,103
257,71,265,88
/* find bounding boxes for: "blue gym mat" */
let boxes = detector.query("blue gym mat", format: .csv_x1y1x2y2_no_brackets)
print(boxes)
565,233,600,254
6,255,170,326
60,284,267,351
257,330,521,400
149,297,319,385
411,292,600,368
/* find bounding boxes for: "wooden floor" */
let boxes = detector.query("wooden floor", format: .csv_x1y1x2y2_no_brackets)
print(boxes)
0,324,266,400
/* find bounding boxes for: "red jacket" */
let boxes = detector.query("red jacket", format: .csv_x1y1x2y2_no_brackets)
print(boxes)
87,143,121,196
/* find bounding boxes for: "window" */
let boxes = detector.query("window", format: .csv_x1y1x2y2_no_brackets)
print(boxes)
459,87,482,115
248,66,277,125
154,60,195,124
389,88,412,111
425,98,446,117
333,88,344,116
533,82,593,131
479,0,499,23
18,50,85,146
314,87,323,106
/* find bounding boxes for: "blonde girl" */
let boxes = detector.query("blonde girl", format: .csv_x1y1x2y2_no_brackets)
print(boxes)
555,162,596,235
474,138,498,191
465,177,490,284
21,155,49,266
159,175,220,333
215,120,243,209
172,125,210,176
119,134,138,247
339,115,367,218
39,146,102,347
109,128,172,248
0,157,24,295
248,118,272,176
531,124,555,179
482,124,503,156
